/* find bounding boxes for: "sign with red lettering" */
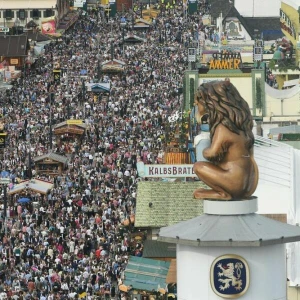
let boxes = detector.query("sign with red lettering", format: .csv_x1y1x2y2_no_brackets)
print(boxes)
280,9,296,40
138,164,197,178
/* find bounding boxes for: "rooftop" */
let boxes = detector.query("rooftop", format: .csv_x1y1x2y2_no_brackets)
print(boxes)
124,256,170,292
143,240,176,258
158,213,300,247
33,152,68,164
0,0,57,9
135,181,205,228
8,179,53,195
0,36,29,57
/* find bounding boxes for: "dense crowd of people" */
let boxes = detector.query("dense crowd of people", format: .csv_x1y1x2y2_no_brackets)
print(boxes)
0,2,210,299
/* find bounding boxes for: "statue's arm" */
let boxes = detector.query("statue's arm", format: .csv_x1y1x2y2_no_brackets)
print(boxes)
203,125,229,162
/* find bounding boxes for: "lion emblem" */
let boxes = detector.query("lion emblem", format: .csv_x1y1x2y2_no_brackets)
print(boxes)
217,262,243,291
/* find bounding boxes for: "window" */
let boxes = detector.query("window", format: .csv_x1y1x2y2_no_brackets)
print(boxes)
4,9,14,19
254,47,262,54
44,9,54,18
188,48,195,55
31,9,41,19
18,9,26,20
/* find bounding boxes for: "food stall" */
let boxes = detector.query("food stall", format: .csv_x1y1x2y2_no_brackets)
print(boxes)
33,152,68,176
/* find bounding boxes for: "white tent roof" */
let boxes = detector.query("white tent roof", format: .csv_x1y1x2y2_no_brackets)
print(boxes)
8,179,53,195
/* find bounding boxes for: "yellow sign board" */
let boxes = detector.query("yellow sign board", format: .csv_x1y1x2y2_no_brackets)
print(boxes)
66,119,83,125
209,59,241,70
10,58,19,65
209,52,242,70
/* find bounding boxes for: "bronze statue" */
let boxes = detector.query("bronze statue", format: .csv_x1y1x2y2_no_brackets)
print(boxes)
193,80,259,200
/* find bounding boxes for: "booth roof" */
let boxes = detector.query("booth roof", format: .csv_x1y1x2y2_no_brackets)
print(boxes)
33,152,68,164
101,59,126,66
8,179,53,195
134,18,152,26
0,36,29,57
143,240,176,259
22,31,52,42
124,35,147,43
53,121,87,129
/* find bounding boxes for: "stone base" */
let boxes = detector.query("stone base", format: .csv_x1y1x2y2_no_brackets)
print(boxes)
204,197,258,215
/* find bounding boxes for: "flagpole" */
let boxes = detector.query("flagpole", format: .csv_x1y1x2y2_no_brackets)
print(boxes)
219,11,222,51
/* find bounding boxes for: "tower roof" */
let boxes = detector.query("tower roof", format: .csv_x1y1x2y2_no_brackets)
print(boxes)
158,213,300,247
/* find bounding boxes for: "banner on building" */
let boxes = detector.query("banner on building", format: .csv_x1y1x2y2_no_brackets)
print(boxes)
41,18,56,35
137,162,197,177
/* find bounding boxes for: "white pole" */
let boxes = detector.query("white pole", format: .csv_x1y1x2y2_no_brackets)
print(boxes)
219,11,222,51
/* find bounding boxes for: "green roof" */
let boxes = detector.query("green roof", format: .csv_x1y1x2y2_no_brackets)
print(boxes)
124,256,170,292
135,181,205,228
143,240,176,258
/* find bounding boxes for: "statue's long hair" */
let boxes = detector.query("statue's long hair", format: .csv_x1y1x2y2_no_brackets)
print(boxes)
195,80,254,150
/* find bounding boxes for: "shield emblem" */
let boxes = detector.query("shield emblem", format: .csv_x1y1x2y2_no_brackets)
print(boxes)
210,254,250,298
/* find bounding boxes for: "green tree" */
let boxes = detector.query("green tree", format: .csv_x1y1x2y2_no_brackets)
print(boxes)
256,78,262,112
189,78,195,108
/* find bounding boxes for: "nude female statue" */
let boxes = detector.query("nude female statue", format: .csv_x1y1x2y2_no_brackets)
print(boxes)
193,80,259,200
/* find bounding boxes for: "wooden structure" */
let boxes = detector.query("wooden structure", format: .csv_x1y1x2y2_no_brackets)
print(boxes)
0,119,7,149
165,125,190,164
33,152,68,176
142,8,159,21
124,34,146,44
0,36,30,68
101,59,126,73
53,120,86,151
133,18,152,29
164,150,190,164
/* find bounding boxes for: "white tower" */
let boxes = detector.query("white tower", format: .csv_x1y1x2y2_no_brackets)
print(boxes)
159,198,300,300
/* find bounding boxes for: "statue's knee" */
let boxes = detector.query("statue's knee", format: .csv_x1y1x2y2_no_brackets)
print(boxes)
193,162,206,175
